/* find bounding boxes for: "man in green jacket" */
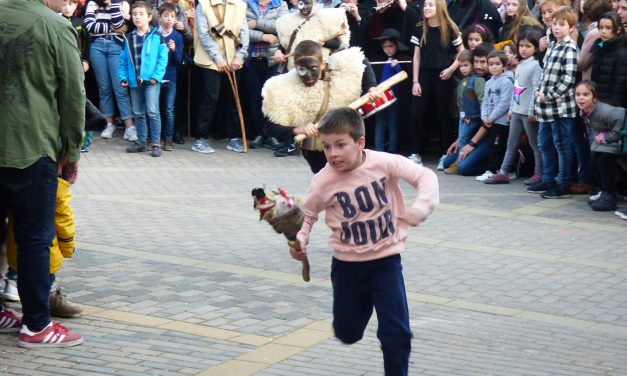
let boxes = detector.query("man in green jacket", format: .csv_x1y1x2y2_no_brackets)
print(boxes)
0,0,85,348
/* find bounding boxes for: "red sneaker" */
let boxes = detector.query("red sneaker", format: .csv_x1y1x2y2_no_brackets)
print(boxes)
0,309,21,333
18,322,83,348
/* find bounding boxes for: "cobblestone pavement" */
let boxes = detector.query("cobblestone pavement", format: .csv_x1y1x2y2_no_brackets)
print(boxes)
1,135,626,375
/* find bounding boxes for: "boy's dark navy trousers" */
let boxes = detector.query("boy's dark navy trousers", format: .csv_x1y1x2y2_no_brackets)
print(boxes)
331,254,412,376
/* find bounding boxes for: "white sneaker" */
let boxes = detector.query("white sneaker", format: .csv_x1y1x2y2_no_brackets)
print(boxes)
408,153,422,165
475,170,494,182
2,279,20,302
589,192,602,201
436,155,446,171
124,126,137,142
101,123,115,139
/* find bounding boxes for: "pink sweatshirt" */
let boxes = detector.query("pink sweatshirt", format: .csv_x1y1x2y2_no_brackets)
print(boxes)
297,149,439,262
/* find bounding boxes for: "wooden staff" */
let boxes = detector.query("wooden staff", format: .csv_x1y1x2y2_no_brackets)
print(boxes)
283,30,347,60
294,70,407,143
225,68,248,152
370,60,412,65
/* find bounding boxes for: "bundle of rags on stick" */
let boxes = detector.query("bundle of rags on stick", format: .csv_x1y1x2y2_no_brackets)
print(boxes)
252,188,310,282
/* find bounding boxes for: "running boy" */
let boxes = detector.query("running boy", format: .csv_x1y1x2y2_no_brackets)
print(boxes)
528,6,578,198
119,1,169,157
290,107,439,375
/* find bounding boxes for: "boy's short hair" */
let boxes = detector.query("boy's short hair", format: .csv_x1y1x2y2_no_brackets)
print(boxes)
294,40,323,61
472,43,493,59
131,1,152,14
457,49,473,63
158,2,177,16
318,107,365,142
552,6,578,27
487,50,508,66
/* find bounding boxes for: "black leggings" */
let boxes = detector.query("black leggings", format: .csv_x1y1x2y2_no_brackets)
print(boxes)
591,152,618,194
411,68,454,155
487,124,510,173
302,149,327,174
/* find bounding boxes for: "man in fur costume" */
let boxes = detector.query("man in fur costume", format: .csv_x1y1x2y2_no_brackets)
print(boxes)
262,40,378,173
273,0,350,70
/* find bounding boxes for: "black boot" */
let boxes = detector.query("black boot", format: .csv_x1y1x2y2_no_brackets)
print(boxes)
589,192,617,211
249,135,265,149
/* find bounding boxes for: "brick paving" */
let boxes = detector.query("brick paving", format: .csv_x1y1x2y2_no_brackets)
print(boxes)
1,135,626,375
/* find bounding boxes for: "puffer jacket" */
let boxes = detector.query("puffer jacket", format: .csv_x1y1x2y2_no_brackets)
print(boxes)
591,35,627,108
246,0,288,67
582,101,625,155
7,178,75,274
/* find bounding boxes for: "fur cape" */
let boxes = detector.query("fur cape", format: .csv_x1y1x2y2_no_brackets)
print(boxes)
276,8,350,70
261,47,365,150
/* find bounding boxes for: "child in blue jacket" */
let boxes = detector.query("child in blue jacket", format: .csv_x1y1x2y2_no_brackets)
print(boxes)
119,1,169,157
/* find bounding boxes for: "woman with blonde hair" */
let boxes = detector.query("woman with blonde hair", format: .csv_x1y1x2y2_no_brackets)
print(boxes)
409,0,464,168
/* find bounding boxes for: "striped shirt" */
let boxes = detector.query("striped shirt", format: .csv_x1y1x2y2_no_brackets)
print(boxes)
84,0,129,44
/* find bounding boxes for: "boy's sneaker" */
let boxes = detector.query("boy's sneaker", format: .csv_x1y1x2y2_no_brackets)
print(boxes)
0,309,22,333
444,161,458,174
541,184,571,199
151,145,162,157
274,142,297,157
191,139,215,154
123,126,138,142
614,208,627,220
527,181,553,194
126,142,147,153
226,138,244,153
2,278,20,301
407,153,422,165
523,173,542,186
589,192,616,211
100,124,115,139
436,155,446,171
80,146,89,153
164,140,174,151
484,173,510,184
475,170,493,182
50,287,83,318
18,322,83,348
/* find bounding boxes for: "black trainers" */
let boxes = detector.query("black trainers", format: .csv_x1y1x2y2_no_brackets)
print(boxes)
126,142,147,153
151,145,162,157
541,184,571,199
274,142,297,157
526,181,553,194
589,192,617,211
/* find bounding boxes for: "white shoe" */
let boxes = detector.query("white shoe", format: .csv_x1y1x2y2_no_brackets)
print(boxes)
101,123,115,139
2,279,20,302
124,126,137,142
475,170,494,182
408,153,422,165
436,155,446,171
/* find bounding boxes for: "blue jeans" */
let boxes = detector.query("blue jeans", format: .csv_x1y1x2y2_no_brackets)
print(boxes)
89,38,133,120
442,137,490,176
160,81,177,141
0,158,57,331
457,117,481,151
571,118,593,184
130,83,162,145
374,102,399,153
332,255,412,376
538,118,574,186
